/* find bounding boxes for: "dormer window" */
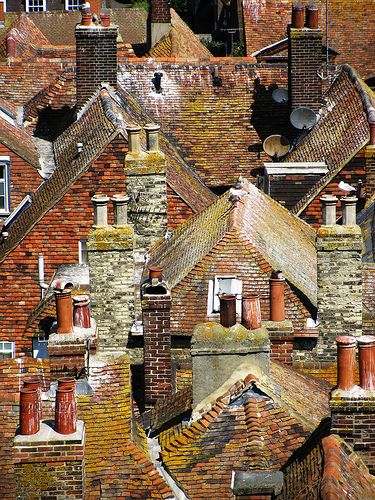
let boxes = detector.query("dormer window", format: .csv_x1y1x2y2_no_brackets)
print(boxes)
0,158,10,215
25,0,46,12
207,276,242,315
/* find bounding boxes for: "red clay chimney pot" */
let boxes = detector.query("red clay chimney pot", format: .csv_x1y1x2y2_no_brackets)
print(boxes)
23,378,42,421
357,336,375,391
219,294,237,327
242,295,262,330
0,3,5,23
55,387,77,435
81,12,92,26
101,13,110,27
291,3,304,28
55,289,74,334
149,266,163,281
306,5,319,29
73,295,91,329
336,336,357,391
270,274,285,322
20,388,40,435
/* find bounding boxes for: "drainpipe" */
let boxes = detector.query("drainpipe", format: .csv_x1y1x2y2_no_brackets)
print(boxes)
38,254,49,299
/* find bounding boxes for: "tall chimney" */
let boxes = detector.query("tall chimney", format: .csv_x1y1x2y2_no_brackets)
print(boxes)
316,196,362,362
288,3,323,112
150,0,171,47
75,13,118,110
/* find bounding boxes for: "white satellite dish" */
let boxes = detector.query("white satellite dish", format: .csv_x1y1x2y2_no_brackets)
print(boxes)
290,107,317,130
263,135,291,159
272,88,289,104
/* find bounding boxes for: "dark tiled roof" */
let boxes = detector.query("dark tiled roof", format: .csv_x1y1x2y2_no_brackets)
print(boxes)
27,8,148,46
148,9,212,59
149,179,317,305
79,356,172,497
149,385,192,432
160,363,329,498
290,65,373,215
0,116,40,168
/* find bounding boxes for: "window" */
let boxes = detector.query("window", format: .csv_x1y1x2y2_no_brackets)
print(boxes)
25,0,46,12
65,0,80,10
79,240,88,264
0,341,15,359
207,276,242,315
0,158,10,215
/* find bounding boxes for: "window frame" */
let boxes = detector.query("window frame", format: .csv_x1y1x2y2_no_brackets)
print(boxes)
65,0,80,10
0,340,15,359
78,239,88,265
207,275,242,316
25,0,46,13
0,157,10,215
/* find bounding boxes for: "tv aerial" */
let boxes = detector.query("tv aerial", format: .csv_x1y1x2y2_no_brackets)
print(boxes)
290,107,317,130
272,88,289,104
263,135,291,160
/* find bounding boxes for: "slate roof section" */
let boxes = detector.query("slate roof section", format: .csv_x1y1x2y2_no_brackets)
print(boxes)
149,385,192,432
0,115,40,169
149,179,317,305
289,65,373,216
160,362,330,498
148,9,212,59
79,356,172,497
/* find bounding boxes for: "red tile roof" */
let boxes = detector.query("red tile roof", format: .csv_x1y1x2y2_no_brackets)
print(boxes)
0,115,40,169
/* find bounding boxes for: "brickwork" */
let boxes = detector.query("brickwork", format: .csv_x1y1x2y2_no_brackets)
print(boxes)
13,423,85,499
316,225,362,361
88,224,135,351
330,394,375,474
151,0,171,24
264,320,294,365
365,145,375,200
142,293,172,405
288,27,323,112
0,138,127,355
167,184,194,230
363,264,375,335
75,25,118,110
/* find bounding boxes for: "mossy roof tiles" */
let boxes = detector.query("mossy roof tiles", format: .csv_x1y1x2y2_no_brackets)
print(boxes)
289,65,373,216
149,179,317,305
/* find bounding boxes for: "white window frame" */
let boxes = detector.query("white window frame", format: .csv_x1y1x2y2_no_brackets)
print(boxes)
25,0,46,13
0,341,15,359
207,276,242,316
0,157,10,215
79,239,88,264
65,0,80,10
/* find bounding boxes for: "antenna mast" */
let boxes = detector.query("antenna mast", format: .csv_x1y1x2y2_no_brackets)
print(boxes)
326,0,329,79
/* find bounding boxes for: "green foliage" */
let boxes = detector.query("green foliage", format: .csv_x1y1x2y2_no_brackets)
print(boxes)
172,0,188,19
131,0,149,11
232,42,245,57
201,38,226,56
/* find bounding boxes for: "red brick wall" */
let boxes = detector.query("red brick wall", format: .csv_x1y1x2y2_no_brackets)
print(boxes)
151,0,171,24
167,185,195,230
0,144,41,214
299,150,366,227
0,137,127,355
170,232,311,337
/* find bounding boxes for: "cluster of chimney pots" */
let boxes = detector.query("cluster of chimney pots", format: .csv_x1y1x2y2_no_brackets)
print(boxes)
291,2,319,30
336,336,375,392
219,270,285,328
20,377,78,436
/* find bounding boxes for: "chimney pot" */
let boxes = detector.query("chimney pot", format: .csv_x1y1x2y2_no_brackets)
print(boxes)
126,125,142,153
269,272,285,322
370,122,375,146
357,336,375,391
291,3,304,28
81,12,92,26
20,388,40,435
55,387,77,434
23,378,42,421
219,294,237,327
321,194,338,225
149,265,163,281
73,295,91,329
91,194,109,227
0,3,5,24
111,194,130,226
342,196,358,226
100,13,110,27
305,4,319,29
336,336,357,391
242,295,262,330
144,123,161,152
55,288,74,334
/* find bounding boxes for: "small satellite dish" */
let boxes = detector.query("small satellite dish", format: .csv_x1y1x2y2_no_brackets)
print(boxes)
290,107,317,130
263,135,291,159
272,88,289,104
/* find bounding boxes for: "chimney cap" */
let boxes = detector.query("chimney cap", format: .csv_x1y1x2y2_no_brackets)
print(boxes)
111,193,130,202
54,279,74,292
336,335,357,347
357,335,375,345
144,123,160,132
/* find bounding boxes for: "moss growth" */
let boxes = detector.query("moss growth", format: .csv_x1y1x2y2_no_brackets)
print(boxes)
125,151,165,174
87,225,134,251
16,463,56,499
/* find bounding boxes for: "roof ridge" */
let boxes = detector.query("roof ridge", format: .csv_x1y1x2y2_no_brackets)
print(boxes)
341,64,375,124
243,396,269,470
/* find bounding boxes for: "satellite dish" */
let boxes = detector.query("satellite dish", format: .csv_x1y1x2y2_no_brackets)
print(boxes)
272,88,289,104
290,107,317,130
263,135,291,159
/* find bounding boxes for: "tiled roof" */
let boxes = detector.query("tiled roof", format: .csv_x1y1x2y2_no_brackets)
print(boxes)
78,355,172,497
159,362,330,498
148,9,212,59
4,13,50,58
241,0,375,80
149,179,317,305
26,8,148,46
358,195,375,262
290,65,373,216
118,60,289,187
149,385,192,432
0,115,40,168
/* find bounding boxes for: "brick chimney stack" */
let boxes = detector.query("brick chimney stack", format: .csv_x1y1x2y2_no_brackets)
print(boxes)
288,3,323,112
150,0,171,47
142,267,172,408
316,195,362,362
330,336,375,474
75,12,118,111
